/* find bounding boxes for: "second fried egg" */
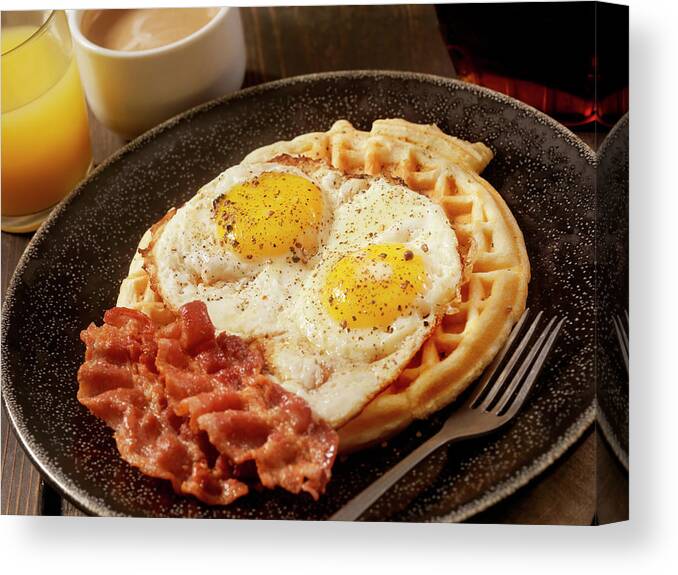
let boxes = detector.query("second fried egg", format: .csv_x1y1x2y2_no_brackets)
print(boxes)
262,180,461,425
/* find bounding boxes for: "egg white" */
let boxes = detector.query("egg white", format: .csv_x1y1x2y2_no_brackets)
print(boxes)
261,182,461,426
143,162,461,428
146,161,366,338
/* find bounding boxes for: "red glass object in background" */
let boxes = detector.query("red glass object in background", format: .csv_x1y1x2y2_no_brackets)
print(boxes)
435,2,628,128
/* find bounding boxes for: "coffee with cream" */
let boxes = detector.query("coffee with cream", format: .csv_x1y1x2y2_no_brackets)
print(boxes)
81,8,219,52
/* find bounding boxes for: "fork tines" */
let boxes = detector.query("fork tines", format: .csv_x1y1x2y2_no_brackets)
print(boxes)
612,311,629,372
468,309,565,417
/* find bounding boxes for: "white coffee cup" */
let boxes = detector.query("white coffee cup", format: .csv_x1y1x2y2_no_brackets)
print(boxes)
67,7,246,139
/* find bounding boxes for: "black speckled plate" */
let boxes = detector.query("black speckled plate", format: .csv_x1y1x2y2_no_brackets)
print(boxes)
596,113,629,470
2,71,596,520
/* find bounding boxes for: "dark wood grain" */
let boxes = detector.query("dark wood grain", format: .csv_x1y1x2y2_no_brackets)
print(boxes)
1,196,42,516
595,424,629,523
1,5,611,523
468,427,595,525
239,4,455,86
1,405,42,516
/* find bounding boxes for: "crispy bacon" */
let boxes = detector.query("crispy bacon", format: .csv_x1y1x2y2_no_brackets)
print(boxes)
78,301,338,505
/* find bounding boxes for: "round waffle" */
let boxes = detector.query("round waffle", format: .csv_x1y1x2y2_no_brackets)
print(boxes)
118,119,530,453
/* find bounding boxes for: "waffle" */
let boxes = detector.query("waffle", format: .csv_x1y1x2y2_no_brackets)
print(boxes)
118,119,529,453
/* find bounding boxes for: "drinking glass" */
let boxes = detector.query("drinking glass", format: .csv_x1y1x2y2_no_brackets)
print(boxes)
1,10,92,232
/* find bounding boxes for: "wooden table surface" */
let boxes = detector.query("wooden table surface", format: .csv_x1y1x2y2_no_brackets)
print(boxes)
1,5,626,523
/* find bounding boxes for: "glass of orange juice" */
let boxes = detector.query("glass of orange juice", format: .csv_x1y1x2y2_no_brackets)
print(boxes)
1,10,92,233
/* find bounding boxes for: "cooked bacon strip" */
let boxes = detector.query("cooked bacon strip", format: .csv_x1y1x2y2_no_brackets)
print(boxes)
78,302,338,505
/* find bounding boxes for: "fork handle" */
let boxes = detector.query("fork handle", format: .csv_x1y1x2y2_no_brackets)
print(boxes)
330,430,451,521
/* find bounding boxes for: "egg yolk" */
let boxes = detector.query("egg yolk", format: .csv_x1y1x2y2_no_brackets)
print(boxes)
214,172,324,261
322,243,427,330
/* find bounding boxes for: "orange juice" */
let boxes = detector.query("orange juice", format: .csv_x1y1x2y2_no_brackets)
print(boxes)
1,15,92,231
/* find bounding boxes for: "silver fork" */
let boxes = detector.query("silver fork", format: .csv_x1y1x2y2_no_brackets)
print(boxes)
612,310,629,372
330,309,565,521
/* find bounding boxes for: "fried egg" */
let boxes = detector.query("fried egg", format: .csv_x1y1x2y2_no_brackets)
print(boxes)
145,159,366,337
261,182,461,425
142,158,461,427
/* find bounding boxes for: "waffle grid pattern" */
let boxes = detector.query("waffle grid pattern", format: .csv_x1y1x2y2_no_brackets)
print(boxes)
245,120,529,451
119,119,529,452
